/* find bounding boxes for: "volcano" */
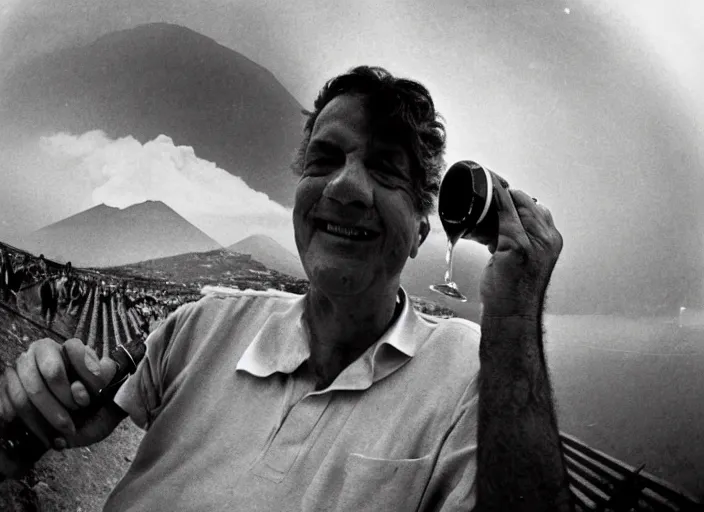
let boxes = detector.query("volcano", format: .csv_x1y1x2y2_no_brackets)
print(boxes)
227,234,305,279
18,201,222,267
0,23,304,207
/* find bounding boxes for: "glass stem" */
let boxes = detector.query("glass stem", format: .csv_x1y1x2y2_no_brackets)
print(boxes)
444,238,456,285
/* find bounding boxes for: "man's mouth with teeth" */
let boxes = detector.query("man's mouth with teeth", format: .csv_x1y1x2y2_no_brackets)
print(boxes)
316,220,380,241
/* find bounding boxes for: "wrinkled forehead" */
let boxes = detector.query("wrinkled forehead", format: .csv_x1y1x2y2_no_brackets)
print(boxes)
311,94,369,140
311,93,412,155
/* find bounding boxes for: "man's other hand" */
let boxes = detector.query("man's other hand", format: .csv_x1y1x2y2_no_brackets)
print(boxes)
0,337,118,452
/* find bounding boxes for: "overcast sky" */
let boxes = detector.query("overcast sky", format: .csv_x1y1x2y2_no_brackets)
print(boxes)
1,0,703,307
2,0,702,167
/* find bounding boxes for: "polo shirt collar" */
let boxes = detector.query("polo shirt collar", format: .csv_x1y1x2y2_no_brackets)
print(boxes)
235,294,309,377
235,287,424,390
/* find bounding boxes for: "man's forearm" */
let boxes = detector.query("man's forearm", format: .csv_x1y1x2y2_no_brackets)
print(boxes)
476,314,573,512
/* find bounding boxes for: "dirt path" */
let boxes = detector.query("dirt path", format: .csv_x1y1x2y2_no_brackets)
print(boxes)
0,421,144,512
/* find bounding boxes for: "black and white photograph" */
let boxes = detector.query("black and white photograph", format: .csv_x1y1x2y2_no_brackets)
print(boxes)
0,0,702,510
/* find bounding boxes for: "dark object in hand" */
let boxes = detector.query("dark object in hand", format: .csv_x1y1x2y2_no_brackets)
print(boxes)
0,339,145,480
437,160,510,247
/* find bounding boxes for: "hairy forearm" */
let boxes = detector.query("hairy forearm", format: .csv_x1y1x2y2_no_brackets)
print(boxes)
476,314,573,512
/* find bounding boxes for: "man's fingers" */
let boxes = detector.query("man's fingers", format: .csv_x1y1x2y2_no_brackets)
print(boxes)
491,173,518,219
16,349,76,439
5,365,53,449
513,189,557,222
0,370,17,424
33,340,78,411
491,175,530,252
511,190,559,232
510,189,563,255
64,338,116,395
511,189,548,214
71,381,91,407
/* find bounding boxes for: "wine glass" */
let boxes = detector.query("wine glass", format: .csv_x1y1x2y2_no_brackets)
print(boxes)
429,233,467,301
429,161,505,301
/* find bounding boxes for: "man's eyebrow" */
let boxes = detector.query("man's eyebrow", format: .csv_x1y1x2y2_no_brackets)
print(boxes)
307,139,339,152
375,146,405,159
370,144,410,167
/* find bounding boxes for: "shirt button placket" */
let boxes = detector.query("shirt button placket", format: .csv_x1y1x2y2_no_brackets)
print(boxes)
254,393,333,482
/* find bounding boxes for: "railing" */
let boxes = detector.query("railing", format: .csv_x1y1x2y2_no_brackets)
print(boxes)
561,433,702,511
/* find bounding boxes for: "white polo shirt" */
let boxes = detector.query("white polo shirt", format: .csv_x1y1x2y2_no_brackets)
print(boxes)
106,287,481,511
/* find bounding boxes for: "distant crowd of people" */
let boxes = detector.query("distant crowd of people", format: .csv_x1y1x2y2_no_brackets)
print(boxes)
1,249,55,303
0,246,186,332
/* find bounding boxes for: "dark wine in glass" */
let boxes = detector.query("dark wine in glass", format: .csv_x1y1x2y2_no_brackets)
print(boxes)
429,160,508,301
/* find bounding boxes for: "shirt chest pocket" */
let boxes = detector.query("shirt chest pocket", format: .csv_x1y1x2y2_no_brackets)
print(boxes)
302,453,433,512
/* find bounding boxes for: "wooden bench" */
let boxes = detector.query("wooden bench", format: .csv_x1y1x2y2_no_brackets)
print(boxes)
561,433,702,511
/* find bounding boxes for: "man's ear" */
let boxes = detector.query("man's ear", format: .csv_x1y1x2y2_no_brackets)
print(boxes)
410,216,430,259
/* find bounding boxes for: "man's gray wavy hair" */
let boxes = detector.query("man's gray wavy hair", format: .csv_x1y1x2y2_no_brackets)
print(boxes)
291,66,447,216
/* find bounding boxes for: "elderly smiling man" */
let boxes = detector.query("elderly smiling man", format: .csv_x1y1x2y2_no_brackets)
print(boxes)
0,66,572,511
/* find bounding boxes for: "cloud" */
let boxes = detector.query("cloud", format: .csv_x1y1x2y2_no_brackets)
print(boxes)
40,130,296,250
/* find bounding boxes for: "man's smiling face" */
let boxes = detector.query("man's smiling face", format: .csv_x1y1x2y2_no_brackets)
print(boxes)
293,93,429,297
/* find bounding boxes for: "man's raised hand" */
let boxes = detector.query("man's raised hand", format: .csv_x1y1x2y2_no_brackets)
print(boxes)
480,184,563,318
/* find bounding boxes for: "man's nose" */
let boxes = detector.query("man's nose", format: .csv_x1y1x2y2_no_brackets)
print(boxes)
322,158,374,208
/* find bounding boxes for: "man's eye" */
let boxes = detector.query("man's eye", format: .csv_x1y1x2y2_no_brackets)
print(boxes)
312,156,337,165
305,149,344,168
381,163,403,177
304,156,335,173
371,161,407,183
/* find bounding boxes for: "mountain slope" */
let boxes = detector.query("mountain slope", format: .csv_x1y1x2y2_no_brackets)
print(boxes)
19,201,222,267
0,22,304,207
227,234,305,278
